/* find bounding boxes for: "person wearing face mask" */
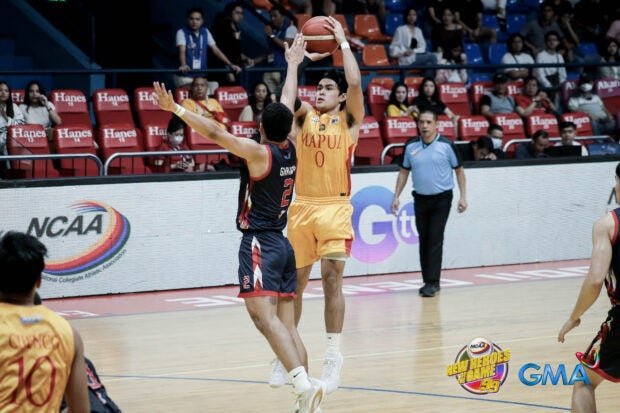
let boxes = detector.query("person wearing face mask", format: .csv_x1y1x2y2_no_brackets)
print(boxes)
568,74,617,137
155,115,206,172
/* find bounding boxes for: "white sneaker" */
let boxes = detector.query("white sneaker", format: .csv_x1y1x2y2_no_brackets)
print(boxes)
295,378,326,413
321,352,343,394
269,358,288,388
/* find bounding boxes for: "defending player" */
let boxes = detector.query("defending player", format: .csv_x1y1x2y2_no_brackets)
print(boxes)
273,19,365,395
0,231,90,413
152,34,326,412
558,162,620,412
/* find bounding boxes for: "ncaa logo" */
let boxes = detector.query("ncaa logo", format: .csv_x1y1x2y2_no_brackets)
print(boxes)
351,186,417,263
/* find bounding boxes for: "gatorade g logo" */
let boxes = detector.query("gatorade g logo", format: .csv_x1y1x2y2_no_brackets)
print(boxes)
351,186,417,263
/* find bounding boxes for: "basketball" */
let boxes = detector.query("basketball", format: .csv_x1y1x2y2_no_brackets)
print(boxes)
301,16,338,54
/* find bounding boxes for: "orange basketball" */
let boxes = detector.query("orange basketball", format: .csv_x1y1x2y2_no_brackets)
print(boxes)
301,16,338,54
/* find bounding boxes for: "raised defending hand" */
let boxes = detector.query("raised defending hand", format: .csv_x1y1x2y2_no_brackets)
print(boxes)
152,82,176,112
284,33,307,66
558,318,580,343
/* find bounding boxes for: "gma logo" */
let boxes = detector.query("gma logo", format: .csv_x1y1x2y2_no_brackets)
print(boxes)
518,363,590,386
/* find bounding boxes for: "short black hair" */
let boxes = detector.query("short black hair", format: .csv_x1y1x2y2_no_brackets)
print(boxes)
487,124,503,134
187,7,204,17
532,129,549,141
418,109,437,122
475,136,494,152
0,232,47,295
167,115,185,134
261,102,292,142
559,121,576,132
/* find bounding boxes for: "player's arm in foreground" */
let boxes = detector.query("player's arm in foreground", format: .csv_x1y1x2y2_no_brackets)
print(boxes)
280,34,307,119
153,82,269,176
558,213,613,342
63,326,90,413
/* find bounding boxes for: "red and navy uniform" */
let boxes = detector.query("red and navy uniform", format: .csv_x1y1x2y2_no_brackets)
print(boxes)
578,208,620,382
237,139,297,298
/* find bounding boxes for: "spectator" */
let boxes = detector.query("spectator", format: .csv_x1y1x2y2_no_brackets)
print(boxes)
154,115,207,172
262,7,298,100
486,123,504,150
174,7,241,88
514,129,550,159
389,7,437,77
479,72,517,121
431,7,465,55
310,0,337,16
458,135,501,161
426,0,453,35
481,0,507,28
573,0,605,43
556,120,589,156
556,5,582,69
181,76,230,130
502,33,536,81
386,81,417,118
435,42,468,84
0,80,25,166
453,0,498,46
520,2,565,56
19,80,61,142
606,18,620,43
239,81,272,122
286,0,312,14
210,2,254,86
567,73,617,136
411,77,460,126
515,76,559,118
598,38,620,80
535,31,567,106
548,0,573,17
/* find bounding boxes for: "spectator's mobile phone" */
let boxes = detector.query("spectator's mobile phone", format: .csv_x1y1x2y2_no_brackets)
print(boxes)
410,38,418,49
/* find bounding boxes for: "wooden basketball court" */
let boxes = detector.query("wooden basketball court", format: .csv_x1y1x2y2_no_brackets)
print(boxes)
45,258,617,412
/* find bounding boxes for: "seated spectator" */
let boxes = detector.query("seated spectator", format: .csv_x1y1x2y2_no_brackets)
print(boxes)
548,0,574,16
386,82,417,118
520,2,565,56
431,7,465,55
556,5,582,69
502,34,535,81
459,135,502,161
435,42,468,84
515,76,559,118
598,38,620,80
453,0,497,45
481,0,507,27
181,76,230,130
573,0,605,43
535,31,566,106
389,7,437,77
556,120,589,155
154,115,208,172
486,123,504,150
19,80,62,142
0,80,25,170
239,81,272,122
411,77,459,125
479,73,517,121
567,73,617,136
514,129,550,159
352,0,387,30
262,6,297,100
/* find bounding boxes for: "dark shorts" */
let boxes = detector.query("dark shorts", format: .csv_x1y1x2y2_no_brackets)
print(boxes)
578,306,620,382
237,231,297,298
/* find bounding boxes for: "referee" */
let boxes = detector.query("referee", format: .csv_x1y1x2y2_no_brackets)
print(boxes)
391,110,467,297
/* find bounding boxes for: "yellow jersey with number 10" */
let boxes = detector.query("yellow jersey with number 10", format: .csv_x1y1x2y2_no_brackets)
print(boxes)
296,109,356,198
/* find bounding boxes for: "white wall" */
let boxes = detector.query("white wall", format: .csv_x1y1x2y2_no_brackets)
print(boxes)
1,161,615,298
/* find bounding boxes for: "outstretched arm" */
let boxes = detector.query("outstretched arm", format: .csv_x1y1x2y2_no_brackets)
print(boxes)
558,213,612,342
280,34,306,116
152,82,268,173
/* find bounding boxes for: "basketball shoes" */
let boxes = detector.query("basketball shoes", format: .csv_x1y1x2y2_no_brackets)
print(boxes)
269,358,288,388
321,352,344,394
293,378,326,413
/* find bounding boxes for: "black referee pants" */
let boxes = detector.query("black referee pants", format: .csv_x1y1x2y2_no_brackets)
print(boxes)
413,190,453,285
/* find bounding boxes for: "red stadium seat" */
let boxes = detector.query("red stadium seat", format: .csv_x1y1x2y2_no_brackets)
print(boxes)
355,115,383,165
404,76,423,100
11,89,24,105
506,80,524,100
525,113,560,137
97,124,146,175
185,125,229,166
50,89,92,127
53,125,100,176
229,121,259,139
595,78,620,114
354,14,392,43
470,81,492,114
438,82,471,116
134,86,172,127
366,82,392,122
381,116,417,163
457,116,489,142
491,113,526,146
560,112,593,137
142,123,168,152
361,44,398,75
93,88,135,127
298,85,317,105
561,79,578,108
174,87,191,104
369,77,396,88
437,114,456,141
214,86,249,122
6,124,59,178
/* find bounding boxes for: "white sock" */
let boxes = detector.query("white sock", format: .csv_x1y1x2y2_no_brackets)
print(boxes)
326,333,341,355
289,366,311,394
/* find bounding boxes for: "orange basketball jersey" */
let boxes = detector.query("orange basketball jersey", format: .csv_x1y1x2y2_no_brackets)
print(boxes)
295,109,356,197
0,303,75,413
